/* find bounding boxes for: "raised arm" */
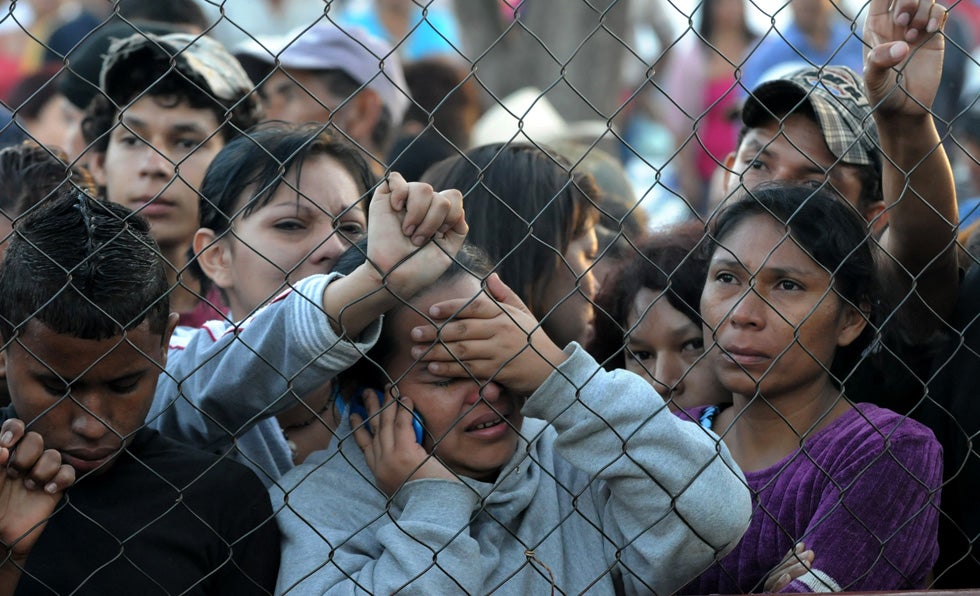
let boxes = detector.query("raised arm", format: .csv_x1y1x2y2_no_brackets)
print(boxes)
150,173,467,450
863,0,959,326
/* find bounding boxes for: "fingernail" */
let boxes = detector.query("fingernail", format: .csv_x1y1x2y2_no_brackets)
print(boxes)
890,43,906,59
404,224,416,237
411,327,423,339
411,346,423,358
45,482,58,494
896,12,909,26
7,466,18,478
429,306,441,317
413,235,426,246
0,431,11,445
23,478,35,490
439,224,450,234
927,17,939,32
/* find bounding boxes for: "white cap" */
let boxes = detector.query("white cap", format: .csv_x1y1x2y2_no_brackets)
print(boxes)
237,22,409,124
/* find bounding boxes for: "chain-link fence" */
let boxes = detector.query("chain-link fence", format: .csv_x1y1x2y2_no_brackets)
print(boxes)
0,0,976,593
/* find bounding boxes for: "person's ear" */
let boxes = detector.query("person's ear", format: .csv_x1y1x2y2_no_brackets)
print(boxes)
89,151,108,187
721,151,738,192
193,228,233,290
863,201,889,236
158,313,180,368
836,301,870,348
342,89,383,147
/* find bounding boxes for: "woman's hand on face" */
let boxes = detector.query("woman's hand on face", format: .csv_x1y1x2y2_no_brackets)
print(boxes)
365,172,468,300
410,274,569,396
764,542,814,592
351,389,458,497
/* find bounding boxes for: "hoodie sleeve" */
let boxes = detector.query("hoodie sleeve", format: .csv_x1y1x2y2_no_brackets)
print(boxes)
522,343,752,595
148,273,380,451
272,436,483,595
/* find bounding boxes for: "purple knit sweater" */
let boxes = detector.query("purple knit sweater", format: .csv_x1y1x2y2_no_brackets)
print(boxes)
679,403,942,593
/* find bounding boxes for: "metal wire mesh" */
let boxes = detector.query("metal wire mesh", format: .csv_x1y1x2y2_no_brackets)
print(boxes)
0,0,974,593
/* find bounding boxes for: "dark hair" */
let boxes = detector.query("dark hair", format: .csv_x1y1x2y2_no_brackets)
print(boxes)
0,190,170,342
698,0,755,45
589,221,709,371
81,66,258,154
114,0,210,31
0,142,96,217
420,143,600,320
189,123,376,293
6,65,63,123
402,57,480,149
337,240,494,390
708,184,881,384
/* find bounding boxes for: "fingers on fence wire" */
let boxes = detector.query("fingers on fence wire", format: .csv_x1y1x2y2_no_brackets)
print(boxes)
412,273,568,396
764,542,815,592
367,173,467,296
0,418,74,564
351,389,455,497
864,0,947,95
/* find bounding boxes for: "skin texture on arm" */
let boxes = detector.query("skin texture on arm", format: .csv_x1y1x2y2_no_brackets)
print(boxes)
0,419,75,596
863,0,959,326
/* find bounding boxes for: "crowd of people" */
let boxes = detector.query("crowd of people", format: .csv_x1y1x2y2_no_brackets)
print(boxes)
0,0,975,594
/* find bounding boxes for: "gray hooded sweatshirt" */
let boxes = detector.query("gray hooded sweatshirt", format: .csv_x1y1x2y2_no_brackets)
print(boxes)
272,343,752,594
148,273,380,485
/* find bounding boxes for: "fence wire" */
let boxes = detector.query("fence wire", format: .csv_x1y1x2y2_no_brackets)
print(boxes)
0,0,975,594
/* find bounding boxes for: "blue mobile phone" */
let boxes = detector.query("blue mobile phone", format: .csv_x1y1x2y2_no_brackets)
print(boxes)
340,388,425,445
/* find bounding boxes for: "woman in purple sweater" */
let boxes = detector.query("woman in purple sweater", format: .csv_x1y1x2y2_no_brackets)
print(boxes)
680,184,942,593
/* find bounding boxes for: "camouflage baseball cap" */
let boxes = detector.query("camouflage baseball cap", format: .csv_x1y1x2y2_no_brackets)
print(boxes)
742,66,879,167
100,32,261,124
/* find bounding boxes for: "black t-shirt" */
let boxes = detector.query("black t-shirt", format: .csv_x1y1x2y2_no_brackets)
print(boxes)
920,265,980,589
0,415,280,595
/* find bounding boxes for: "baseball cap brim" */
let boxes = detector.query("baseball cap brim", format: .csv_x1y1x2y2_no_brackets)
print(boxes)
742,70,877,167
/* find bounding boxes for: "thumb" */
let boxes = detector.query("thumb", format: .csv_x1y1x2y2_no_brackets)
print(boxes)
865,40,909,72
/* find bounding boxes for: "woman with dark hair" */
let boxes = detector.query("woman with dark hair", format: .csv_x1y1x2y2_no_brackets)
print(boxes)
149,123,467,483
589,220,729,411
421,143,600,348
680,184,942,593
274,242,751,594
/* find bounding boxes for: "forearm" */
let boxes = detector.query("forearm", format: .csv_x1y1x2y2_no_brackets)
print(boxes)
878,112,959,320
151,274,381,446
321,263,400,339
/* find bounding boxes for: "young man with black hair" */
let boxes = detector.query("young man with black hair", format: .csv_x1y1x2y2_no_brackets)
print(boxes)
0,190,279,594
81,32,262,327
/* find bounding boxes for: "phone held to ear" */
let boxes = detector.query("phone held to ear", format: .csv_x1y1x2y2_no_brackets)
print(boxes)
338,388,425,445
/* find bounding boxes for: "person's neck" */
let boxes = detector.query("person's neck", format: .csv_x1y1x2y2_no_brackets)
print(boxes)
715,377,850,473
159,243,203,317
